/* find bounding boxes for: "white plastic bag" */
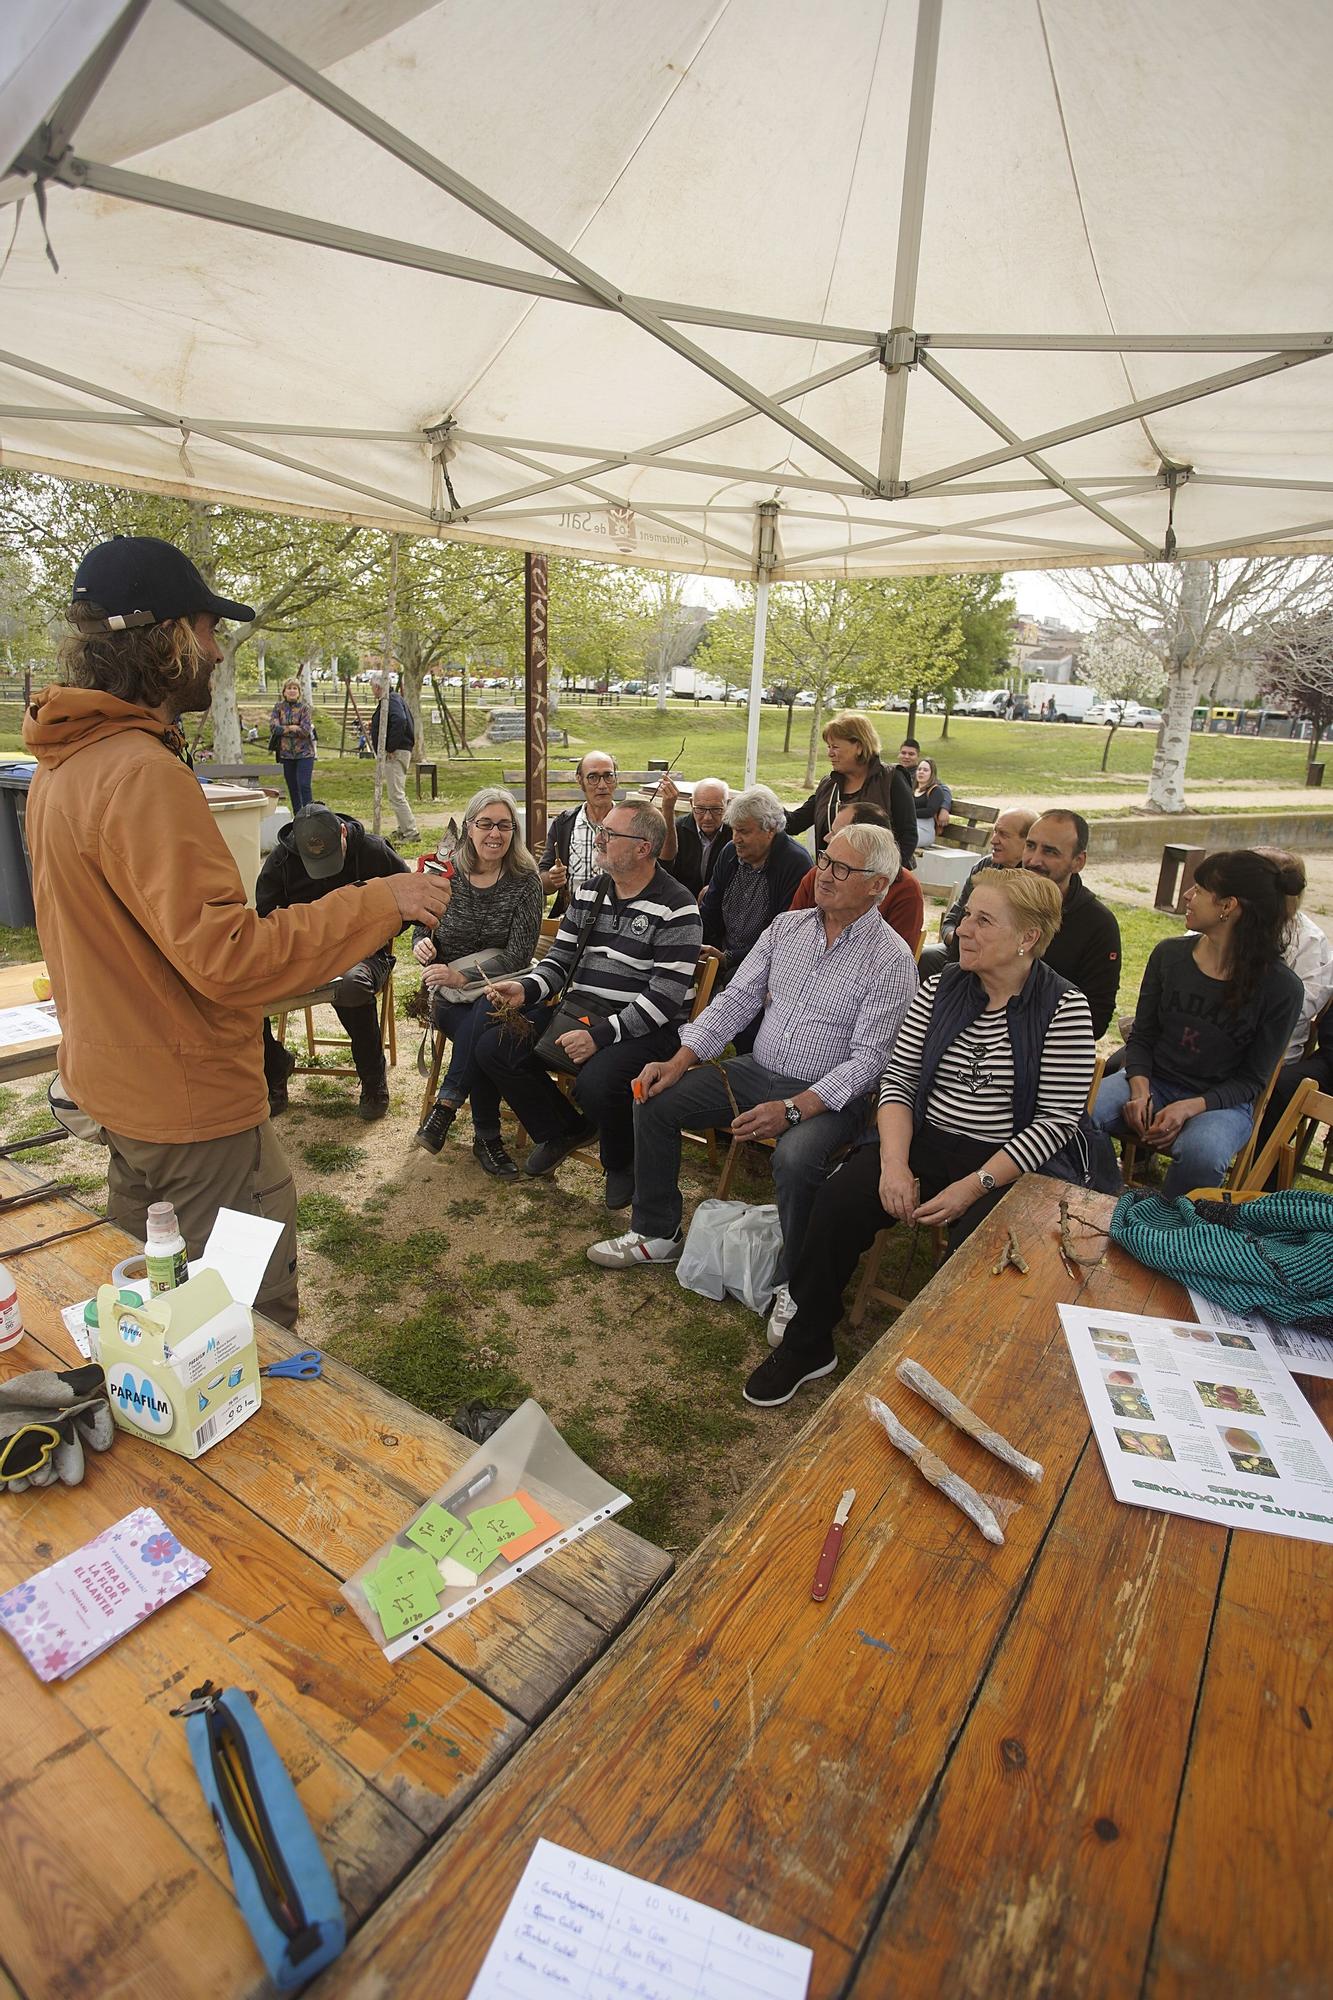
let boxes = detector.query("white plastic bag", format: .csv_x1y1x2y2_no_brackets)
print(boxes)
677,1199,783,1315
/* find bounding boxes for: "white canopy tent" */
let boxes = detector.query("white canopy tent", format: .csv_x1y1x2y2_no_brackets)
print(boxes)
2,0,1332,780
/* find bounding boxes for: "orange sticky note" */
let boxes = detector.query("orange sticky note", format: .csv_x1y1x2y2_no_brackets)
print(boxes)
500,1490,563,1561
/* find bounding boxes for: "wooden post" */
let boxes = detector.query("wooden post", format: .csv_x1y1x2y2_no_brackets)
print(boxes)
524,552,549,853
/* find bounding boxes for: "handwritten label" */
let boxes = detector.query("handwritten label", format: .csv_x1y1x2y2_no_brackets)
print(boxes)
468,1497,535,1554
467,1838,811,1998
362,1546,442,1640
405,1503,469,1561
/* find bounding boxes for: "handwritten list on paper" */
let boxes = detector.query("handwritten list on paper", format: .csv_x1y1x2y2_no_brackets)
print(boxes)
468,1838,812,1999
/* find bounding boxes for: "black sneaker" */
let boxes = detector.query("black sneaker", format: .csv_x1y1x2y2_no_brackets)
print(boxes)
473,1133,519,1179
604,1167,634,1210
268,1046,298,1115
742,1346,838,1408
523,1122,597,1177
358,1082,391,1122
414,1103,458,1153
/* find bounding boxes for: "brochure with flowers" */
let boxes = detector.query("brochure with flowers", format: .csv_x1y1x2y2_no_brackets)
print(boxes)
0,1506,209,1681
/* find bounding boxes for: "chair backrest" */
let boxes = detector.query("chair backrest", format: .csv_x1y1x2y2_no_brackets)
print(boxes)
689,951,720,1020
1222,1045,1290,1191
1217,1075,1333,1197
1086,1052,1105,1115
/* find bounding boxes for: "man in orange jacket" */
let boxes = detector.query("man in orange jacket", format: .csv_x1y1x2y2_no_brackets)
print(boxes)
24,536,449,1326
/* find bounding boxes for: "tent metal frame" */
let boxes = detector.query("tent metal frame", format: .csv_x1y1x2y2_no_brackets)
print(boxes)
9,0,1333,779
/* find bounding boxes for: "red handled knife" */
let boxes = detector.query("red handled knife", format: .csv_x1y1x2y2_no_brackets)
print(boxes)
810,1487,855,1601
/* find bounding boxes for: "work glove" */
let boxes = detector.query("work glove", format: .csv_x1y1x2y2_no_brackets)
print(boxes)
0,1364,115,1491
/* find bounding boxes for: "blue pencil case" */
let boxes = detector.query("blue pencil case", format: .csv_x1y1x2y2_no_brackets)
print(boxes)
175,1681,345,1990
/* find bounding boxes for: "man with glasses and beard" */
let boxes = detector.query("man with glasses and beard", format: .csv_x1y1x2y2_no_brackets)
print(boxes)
23,536,450,1327
586,823,917,1354
480,801,703,1208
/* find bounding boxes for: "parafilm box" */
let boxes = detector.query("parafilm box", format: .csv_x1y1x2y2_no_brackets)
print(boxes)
93,1269,262,1459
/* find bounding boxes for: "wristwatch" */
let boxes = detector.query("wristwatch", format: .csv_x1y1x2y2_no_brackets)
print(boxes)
976,1168,997,1191
783,1098,802,1127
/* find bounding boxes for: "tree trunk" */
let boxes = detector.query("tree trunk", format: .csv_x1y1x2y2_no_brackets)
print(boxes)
804,700,824,789
1099,723,1118,773
940,703,950,741
255,636,267,693
906,688,919,737
1146,561,1211,813
211,635,244,763
783,701,794,754
398,639,427,769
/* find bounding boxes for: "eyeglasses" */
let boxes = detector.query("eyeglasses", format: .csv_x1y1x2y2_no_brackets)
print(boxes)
582,771,617,786
471,818,513,834
693,804,726,818
815,851,877,882
593,827,644,845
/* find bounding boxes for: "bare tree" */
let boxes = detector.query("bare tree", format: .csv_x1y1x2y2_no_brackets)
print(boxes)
1079,623,1167,772
1061,558,1333,811
1259,612,1333,784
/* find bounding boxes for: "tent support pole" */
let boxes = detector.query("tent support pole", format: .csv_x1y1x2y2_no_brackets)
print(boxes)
524,553,550,855
877,0,941,485
27,2,150,161
744,506,779,788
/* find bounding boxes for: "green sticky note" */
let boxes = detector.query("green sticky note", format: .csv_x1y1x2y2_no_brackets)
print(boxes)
362,1544,441,1623
450,1530,494,1576
376,1577,443,1641
405,1503,468,1561
469,1498,536,1554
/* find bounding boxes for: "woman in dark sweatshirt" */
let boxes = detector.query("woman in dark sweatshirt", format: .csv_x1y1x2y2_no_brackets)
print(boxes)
1091,849,1303,1196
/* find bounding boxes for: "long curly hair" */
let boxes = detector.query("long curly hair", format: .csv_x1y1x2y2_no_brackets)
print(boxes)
59,602,211,710
1192,848,1301,1010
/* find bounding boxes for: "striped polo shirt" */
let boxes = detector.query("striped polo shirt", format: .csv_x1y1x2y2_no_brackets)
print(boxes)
523,866,703,1047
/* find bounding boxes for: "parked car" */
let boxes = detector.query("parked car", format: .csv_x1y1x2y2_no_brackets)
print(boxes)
1085,699,1162,728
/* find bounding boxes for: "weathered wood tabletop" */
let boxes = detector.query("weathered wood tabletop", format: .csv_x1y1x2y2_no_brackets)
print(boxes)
0,1163,671,1999
315,1174,1332,2000
0,962,60,1087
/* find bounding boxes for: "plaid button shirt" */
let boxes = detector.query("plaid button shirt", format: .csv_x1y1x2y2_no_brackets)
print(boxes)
683,905,917,1110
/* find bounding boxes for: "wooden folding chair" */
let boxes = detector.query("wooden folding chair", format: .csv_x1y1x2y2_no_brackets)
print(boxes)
275,965,397,1080
1120,1047,1285,1194
1188,1077,1333,1201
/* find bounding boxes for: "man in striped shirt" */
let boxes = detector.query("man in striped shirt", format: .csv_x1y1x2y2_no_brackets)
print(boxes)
479,802,703,1205
587,823,918,1325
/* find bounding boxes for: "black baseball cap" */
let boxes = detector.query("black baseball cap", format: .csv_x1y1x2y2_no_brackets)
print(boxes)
70,536,255,631
292,804,345,880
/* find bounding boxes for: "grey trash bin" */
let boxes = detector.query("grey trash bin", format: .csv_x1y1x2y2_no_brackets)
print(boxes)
0,763,37,927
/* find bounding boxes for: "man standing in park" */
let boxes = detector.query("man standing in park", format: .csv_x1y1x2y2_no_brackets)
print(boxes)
367,670,419,842
1022,809,1122,1036
24,535,449,1325
538,749,619,912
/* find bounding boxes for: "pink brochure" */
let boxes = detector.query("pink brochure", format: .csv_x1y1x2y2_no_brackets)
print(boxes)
0,1506,209,1681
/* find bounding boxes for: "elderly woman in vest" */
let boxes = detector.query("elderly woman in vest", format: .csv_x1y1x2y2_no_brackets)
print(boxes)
784,710,918,871
413,787,542,1175
744,870,1097,1407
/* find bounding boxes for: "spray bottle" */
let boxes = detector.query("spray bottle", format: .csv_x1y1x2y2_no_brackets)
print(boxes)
145,1201,189,1295
0,1260,23,1351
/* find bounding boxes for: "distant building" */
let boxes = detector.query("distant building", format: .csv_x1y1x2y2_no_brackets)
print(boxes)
1010,615,1084,686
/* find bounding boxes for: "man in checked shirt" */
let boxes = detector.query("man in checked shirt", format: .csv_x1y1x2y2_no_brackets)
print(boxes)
587,821,917,1345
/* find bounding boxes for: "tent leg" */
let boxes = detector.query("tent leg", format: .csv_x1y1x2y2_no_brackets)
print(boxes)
744,503,780,788
524,552,549,853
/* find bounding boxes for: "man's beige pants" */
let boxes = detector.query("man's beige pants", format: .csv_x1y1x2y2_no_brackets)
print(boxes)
105,1120,300,1328
384,748,419,837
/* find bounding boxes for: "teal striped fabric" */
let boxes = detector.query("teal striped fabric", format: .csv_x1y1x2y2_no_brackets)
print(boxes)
1110,1189,1333,1335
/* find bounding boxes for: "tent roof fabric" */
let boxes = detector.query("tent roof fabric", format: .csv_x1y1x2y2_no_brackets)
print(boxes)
3,0,1331,580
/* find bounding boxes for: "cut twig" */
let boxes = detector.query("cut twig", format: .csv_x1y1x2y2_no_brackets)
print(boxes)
1058,1195,1110,1281
991,1226,1029,1277
895,1358,1043,1483
485,988,536,1044
709,1058,742,1128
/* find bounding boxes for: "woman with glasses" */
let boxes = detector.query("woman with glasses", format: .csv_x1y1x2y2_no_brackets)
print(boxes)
744,870,1097,1408
413,788,543,1172
784,710,919,870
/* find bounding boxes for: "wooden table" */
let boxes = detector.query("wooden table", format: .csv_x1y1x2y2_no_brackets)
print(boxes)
0,961,59,1087
316,1176,1332,1999
0,1165,671,1998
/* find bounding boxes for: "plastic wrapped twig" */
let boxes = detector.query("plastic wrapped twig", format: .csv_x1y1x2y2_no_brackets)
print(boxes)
866,1394,1005,1545
895,1358,1043,1484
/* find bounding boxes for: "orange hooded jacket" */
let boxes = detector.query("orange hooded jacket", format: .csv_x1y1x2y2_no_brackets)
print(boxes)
23,687,402,1144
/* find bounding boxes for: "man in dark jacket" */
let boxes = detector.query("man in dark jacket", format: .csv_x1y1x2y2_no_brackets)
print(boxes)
258,805,407,1120
538,748,618,913
656,774,733,895
367,674,418,840
1022,810,1122,1037
700,786,810,1029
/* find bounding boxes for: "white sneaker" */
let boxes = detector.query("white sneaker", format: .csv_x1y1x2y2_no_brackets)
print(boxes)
766,1283,797,1348
586,1229,684,1269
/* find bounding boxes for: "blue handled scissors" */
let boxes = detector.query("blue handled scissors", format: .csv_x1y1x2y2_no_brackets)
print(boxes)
261,1349,322,1380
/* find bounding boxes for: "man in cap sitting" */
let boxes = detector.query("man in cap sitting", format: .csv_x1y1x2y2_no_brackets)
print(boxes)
257,803,407,1120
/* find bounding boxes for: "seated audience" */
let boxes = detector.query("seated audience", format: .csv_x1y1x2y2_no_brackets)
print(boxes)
1090,850,1303,1197
744,872,1094,1407
919,806,1037,977
700,786,810,995
1252,849,1333,1162
912,756,952,849
1022,810,1122,1036
258,804,406,1121
480,803,702,1202
786,711,917,870
412,789,543,1169
790,802,924,955
538,749,618,912
585,822,917,1330
657,775,732,894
